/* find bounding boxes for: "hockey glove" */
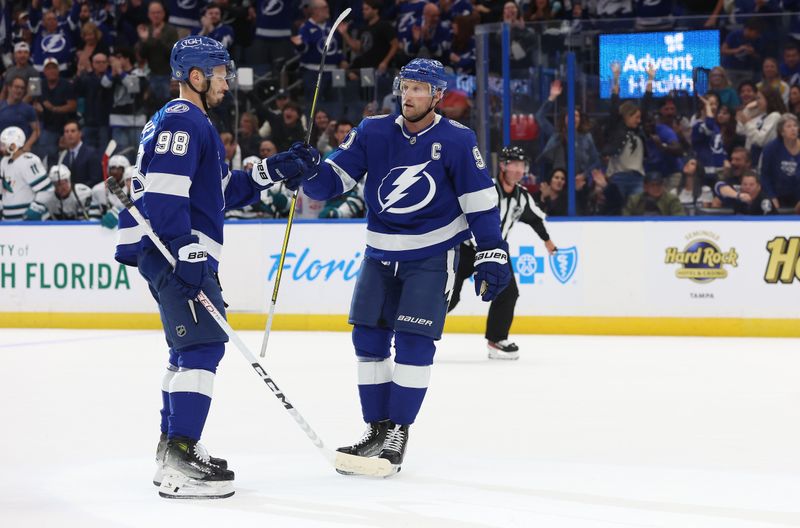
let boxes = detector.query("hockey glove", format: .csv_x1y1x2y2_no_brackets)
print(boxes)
23,202,49,221
100,210,119,229
251,152,304,190
166,234,208,300
473,241,511,302
287,142,322,191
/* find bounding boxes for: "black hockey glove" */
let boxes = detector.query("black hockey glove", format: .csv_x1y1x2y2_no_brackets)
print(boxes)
473,240,511,301
166,234,208,300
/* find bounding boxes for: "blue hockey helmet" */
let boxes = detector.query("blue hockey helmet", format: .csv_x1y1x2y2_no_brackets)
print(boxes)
393,58,448,96
170,36,235,82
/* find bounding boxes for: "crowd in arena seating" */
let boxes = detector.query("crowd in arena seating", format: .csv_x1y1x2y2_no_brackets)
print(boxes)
0,0,799,221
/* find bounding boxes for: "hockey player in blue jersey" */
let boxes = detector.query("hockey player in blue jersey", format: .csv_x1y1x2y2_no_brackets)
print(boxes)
297,58,511,475
114,36,315,499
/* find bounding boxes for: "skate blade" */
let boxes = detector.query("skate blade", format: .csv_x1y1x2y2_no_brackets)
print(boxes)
487,351,520,360
158,473,234,500
334,452,395,477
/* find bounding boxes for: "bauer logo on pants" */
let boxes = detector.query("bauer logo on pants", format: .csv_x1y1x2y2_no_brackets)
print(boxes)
549,246,578,284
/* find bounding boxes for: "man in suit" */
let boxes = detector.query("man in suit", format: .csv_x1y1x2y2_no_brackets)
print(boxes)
62,120,103,188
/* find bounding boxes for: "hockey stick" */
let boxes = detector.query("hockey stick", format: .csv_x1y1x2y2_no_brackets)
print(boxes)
106,176,391,477
101,139,117,181
259,7,352,359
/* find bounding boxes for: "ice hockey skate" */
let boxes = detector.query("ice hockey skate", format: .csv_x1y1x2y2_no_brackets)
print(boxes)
157,437,234,499
377,422,410,477
335,420,390,475
153,433,229,486
487,340,520,360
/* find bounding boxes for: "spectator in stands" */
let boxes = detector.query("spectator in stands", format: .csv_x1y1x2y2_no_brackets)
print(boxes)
75,53,113,150
536,79,601,182
29,7,75,75
759,113,800,211
192,4,234,49
106,47,148,158
220,131,242,170
237,112,262,159
62,120,102,188
721,18,765,74
323,119,354,157
738,80,758,108
709,67,741,111
136,0,179,107
716,146,753,201
438,81,472,123
309,109,330,153
789,85,800,117
735,172,778,215
624,173,684,216
1,43,38,103
441,0,475,22
271,102,307,151
257,89,292,138
713,104,744,158
500,1,536,69
166,0,202,38
259,139,278,158
526,0,561,21
33,57,77,166
603,62,648,203
116,0,150,48
475,0,506,23
580,168,624,216
291,0,347,104
248,0,298,74
534,168,568,216
0,77,40,158
691,93,726,184
75,22,110,76
395,0,431,60
737,85,785,165
656,96,692,151
671,158,713,211
449,14,477,75
780,41,800,85
401,2,448,64
339,0,399,81
757,58,790,106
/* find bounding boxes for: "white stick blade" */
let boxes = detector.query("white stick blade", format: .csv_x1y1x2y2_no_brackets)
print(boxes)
334,452,394,477
325,8,351,48
104,139,117,157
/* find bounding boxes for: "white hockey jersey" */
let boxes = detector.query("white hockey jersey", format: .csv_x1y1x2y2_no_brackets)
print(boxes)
45,183,92,220
89,180,126,219
0,153,54,220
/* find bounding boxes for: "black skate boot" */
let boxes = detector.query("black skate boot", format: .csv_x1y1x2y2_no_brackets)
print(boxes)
158,437,235,499
378,422,410,476
487,339,520,360
335,420,389,475
153,433,228,486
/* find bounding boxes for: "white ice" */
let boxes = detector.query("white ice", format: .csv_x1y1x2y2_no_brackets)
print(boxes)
2,329,800,528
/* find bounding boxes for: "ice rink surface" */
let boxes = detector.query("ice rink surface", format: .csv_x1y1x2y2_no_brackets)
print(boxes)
2,328,800,528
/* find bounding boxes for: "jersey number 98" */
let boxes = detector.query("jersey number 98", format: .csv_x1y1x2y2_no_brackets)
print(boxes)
154,131,190,156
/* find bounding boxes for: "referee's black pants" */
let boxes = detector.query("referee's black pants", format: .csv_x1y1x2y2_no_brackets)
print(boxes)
447,243,519,343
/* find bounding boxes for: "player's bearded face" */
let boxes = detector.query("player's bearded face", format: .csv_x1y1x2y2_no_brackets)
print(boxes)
400,80,439,121
204,65,230,107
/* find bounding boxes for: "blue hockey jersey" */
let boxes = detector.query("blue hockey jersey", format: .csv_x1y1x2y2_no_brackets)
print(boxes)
303,113,502,261
255,0,297,39
297,18,343,71
115,99,263,271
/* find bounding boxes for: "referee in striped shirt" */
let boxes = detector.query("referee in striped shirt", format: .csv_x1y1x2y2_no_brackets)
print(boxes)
448,146,557,360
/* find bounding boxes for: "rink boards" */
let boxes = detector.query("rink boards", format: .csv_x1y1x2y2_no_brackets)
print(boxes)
0,218,798,336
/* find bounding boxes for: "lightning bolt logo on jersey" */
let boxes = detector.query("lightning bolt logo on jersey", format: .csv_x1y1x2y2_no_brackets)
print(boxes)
303,113,501,261
378,161,436,214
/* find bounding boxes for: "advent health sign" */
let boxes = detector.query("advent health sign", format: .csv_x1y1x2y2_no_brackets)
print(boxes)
599,30,720,99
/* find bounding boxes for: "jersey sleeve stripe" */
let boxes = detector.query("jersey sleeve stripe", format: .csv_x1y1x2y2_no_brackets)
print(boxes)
117,222,147,246
191,228,223,262
366,215,468,252
524,192,547,220
29,174,49,188
458,187,498,214
324,158,358,192
144,172,192,198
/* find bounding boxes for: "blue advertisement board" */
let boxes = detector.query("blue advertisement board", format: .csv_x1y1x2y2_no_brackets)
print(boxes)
598,30,720,99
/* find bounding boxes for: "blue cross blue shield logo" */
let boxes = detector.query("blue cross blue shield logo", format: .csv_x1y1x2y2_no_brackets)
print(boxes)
511,246,544,284
548,246,578,284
